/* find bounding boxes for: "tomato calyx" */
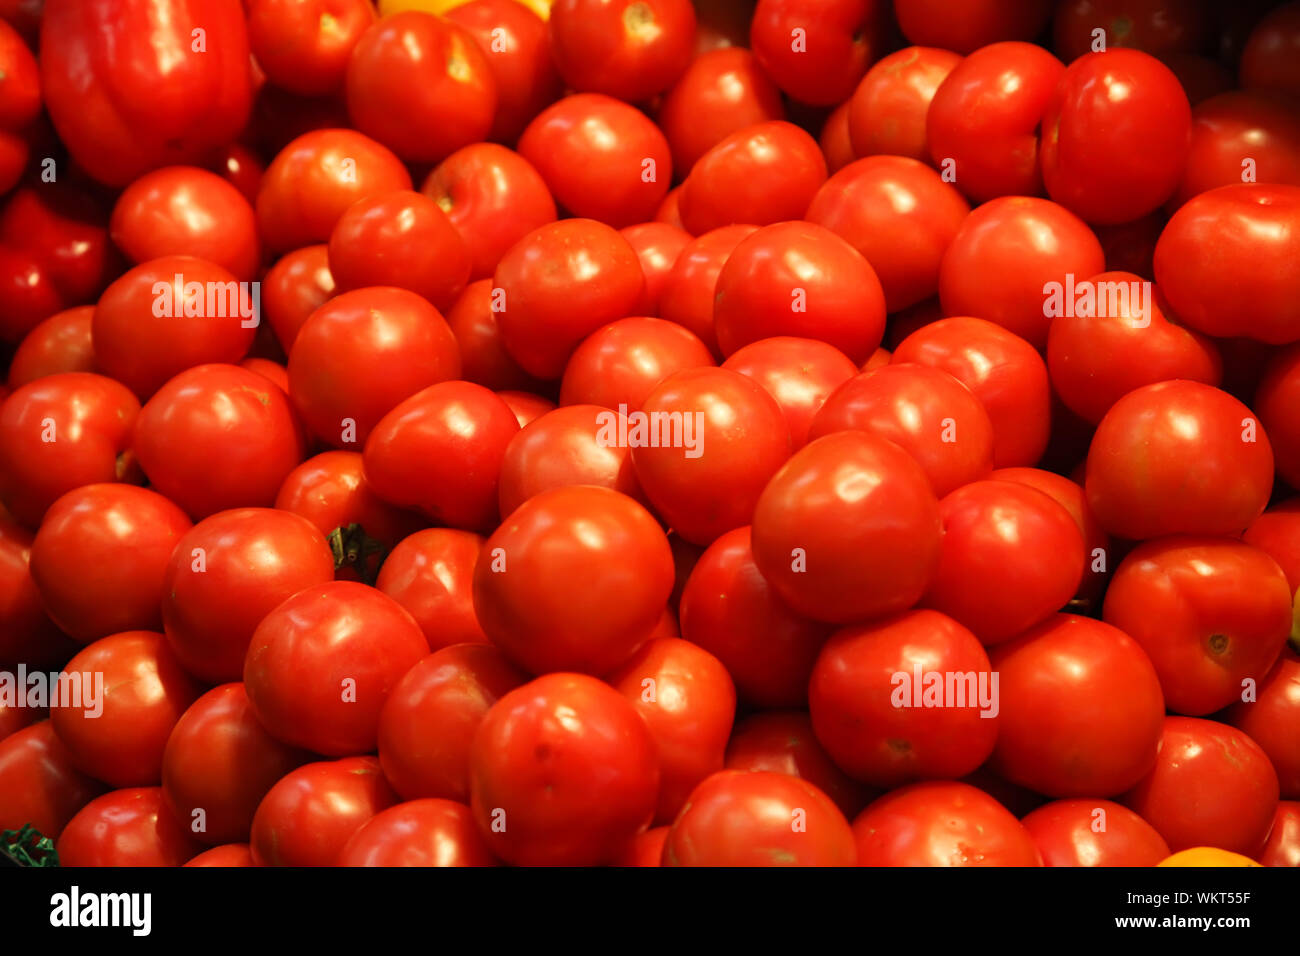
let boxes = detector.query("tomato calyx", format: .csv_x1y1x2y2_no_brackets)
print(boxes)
1,823,58,867
327,522,388,586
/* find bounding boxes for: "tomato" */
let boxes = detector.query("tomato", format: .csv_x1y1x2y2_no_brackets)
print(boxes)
657,48,784,175
378,644,527,801
1226,649,1300,799
1122,716,1280,855
608,636,736,823
7,306,96,388
1085,380,1274,539
0,17,38,196
1047,272,1222,424
847,47,962,163
678,121,827,235
548,0,694,103
939,197,1105,350
1159,847,1264,867
497,389,555,428
0,721,106,840
493,218,644,380
926,43,1065,203
891,317,1052,468
261,245,335,353
247,0,376,97
1021,799,1170,867
518,94,671,228
275,450,425,552
1256,343,1300,490
213,142,265,206
809,364,995,498
445,280,547,391
1258,801,1300,866
0,512,72,669
613,825,669,866
632,367,791,545
110,166,261,281
421,144,557,282
376,530,491,650
658,224,757,356
664,770,856,866
250,756,399,867
256,129,412,254
244,581,428,756
445,0,562,143
748,0,886,106
1171,91,1300,209
161,509,334,683
57,787,204,867
239,358,290,394
92,256,257,400
752,431,941,624
161,684,308,846
1053,0,1212,63
337,798,497,866
363,381,520,531
620,222,691,315
327,191,471,311
1245,499,1300,595
0,373,139,529
1241,1,1300,97
497,405,644,516
560,317,713,412
39,0,252,187
470,673,659,865
473,485,672,674
184,844,255,867
721,337,858,451
819,102,856,174
853,781,1042,866
30,485,191,642
893,0,1052,54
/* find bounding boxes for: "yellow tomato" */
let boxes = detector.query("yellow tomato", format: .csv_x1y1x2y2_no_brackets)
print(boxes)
378,0,551,21
1157,847,1263,867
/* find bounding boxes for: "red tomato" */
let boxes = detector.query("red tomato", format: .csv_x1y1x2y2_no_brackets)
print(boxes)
472,485,672,675
184,843,254,867
632,366,791,545
749,0,886,106
819,102,856,174
658,224,757,356
1085,380,1274,539
1021,799,1170,867
1053,0,1212,63
30,484,191,642
161,683,308,846
678,121,827,235
620,222,691,315
894,0,1052,53
275,450,425,552
810,609,998,788
1241,1,1300,97
1122,716,1280,855
1244,498,1300,593
161,508,335,683
613,825,669,867
378,644,527,802
7,306,95,389
261,245,335,353
518,94,671,228
809,364,995,498
338,798,497,866
560,317,713,412
444,280,547,391
469,672,660,865
847,46,962,163
376,530,491,651
497,389,555,428
991,614,1165,796
0,512,72,669
39,0,252,186
246,0,376,97
239,358,290,393
664,770,856,866
722,337,858,451
0,721,106,840
57,787,203,867
421,144,557,282
244,581,428,756
0,17,38,195
250,756,399,866
1257,343,1300,489
363,381,520,531
1258,801,1300,866
1171,91,1300,209
608,636,736,823
1226,649,1300,799
548,0,695,103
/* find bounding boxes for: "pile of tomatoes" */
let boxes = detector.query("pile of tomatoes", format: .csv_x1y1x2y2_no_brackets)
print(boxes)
0,0,1298,869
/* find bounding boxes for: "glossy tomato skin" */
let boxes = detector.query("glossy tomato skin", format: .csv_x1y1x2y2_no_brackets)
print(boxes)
620,223,691,316
0,17,38,196
894,0,1052,54
613,825,669,867
375,529,491,650
752,431,941,624
378,644,527,802
548,0,695,103
560,317,713,413
470,673,660,866
847,46,962,162
261,245,335,353
722,337,858,451
274,450,425,552
38,0,252,187
161,509,335,684
1021,799,1170,867
1258,801,1300,866
1244,499,1300,592
658,224,757,356
30,484,191,643
7,306,96,389
161,683,309,846
632,367,792,545
247,0,376,97
0,721,106,840
852,781,1043,866
444,279,548,391
1241,2,1300,97
473,485,673,675
749,0,886,106
57,787,204,867
0,513,73,669
1122,716,1280,856
1171,91,1300,209
664,770,857,867
497,389,555,428
1085,380,1274,539
608,637,736,823
250,756,399,867
288,287,461,448
184,843,254,867
244,582,428,756
338,798,497,866
1226,649,1300,799
1104,537,1291,716
0,372,139,528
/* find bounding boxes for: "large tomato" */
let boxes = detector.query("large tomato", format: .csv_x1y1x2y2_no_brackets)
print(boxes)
1226,649,1300,800
7,306,96,389
748,0,886,106
337,798,497,866
559,317,714,413
246,0,376,97
1021,798,1170,867
847,46,962,163
375,529,491,650
0,721,106,840
57,787,203,867
548,0,695,103
1171,91,1300,208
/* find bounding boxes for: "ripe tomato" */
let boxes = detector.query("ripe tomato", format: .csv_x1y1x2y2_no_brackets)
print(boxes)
0,17,38,196
375,530,491,650
1053,0,1211,63
1171,91,1300,209
722,337,858,451
561,317,712,413
1226,649,1300,799
7,306,96,389
470,673,660,865
658,224,758,356
893,0,1052,54
1258,801,1300,866
57,787,204,867
1021,799,1170,867
445,280,547,391
1256,343,1300,490
473,485,672,674
613,825,669,867
748,0,886,106
338,798,497,866
261,245,335,353
497,389,555,427
664,770,856,866
0,512,72,669
247,0,376,97
620,222,691,315
275,450,426,552
548,0,694,103
819,102,856,174
184,844,254,867
847,46,962,163
0,721,106,840
1241,1,1300,97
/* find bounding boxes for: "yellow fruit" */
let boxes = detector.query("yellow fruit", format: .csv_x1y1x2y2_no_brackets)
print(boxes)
1156,847,1263,867
377,0,551,21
